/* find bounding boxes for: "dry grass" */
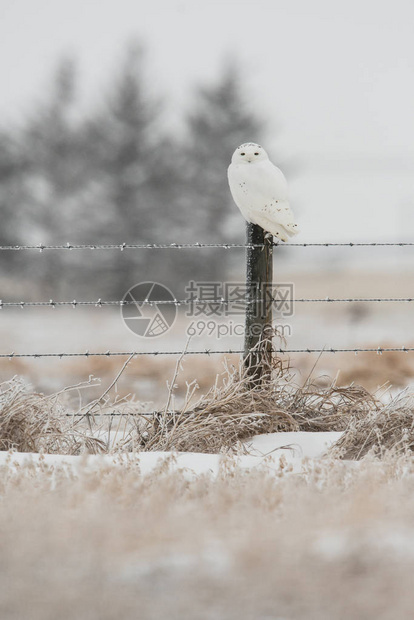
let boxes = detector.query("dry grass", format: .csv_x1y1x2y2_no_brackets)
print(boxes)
330,391,414,459
0,376,105,454
118,355,378,453
0,354,240,405
2,348,414,459
2,346,414,617
2,454,414,619
335,346,414,391
287,349,414,394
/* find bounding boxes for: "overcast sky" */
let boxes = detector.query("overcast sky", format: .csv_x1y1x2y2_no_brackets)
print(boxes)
1,0,414,242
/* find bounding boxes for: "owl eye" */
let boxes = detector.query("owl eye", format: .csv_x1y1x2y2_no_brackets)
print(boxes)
254,152,259,156
240,152,245,156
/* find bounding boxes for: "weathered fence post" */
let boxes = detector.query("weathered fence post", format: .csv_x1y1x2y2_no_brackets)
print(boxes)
243,223,273,383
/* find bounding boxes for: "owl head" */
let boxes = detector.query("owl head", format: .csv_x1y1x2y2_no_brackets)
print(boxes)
231,143,268,164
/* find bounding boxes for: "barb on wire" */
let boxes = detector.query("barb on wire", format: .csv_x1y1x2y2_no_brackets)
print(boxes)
0,347,414,359
1,296,414,309
0,241,414,251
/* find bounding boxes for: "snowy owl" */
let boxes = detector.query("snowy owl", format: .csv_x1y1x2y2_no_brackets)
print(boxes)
227,143,299,242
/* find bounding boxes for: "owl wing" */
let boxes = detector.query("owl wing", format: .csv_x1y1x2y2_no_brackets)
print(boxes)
227,164,252,221
251,162,298,234
256,200,298,233
228,160,298,239
228,161,287,216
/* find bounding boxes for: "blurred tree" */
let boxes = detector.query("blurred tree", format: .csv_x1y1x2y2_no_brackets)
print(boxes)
179,61,264,280
0,132,24,289
0,47,269,301
16,57,87,296
0,55,84,297
23,57,80,211
0,132,19,245
80,43,182,296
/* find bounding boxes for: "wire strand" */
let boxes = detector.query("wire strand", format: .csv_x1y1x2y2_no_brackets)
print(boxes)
1,297,413,309
0,241,414,251
0,347,413,359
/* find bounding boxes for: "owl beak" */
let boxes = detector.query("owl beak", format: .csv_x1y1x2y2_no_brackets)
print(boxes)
246,155,253,163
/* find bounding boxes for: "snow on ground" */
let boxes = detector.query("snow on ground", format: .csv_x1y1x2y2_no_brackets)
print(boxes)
3,429,413,619
0,431,342,476
243,431,342,458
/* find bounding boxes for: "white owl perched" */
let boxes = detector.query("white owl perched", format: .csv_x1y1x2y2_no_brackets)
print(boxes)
228,142,299,242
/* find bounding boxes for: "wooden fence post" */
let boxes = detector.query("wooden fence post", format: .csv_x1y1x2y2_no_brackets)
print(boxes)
243,223,273,383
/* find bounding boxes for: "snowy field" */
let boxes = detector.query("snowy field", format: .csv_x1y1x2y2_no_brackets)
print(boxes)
1,267,414,619
1,432,414,620
0,431,341,475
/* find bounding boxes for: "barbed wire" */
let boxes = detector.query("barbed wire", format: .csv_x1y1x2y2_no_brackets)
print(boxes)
288,298,414,303
1,296,414,309
0,243,258,251
65,411,153,417
1,242,413,365
0,347,413,359
0,241,414,251
0,349,243,359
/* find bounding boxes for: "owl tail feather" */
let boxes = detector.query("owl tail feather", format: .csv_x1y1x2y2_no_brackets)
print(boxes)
253,218,299,243
284,222,300,236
